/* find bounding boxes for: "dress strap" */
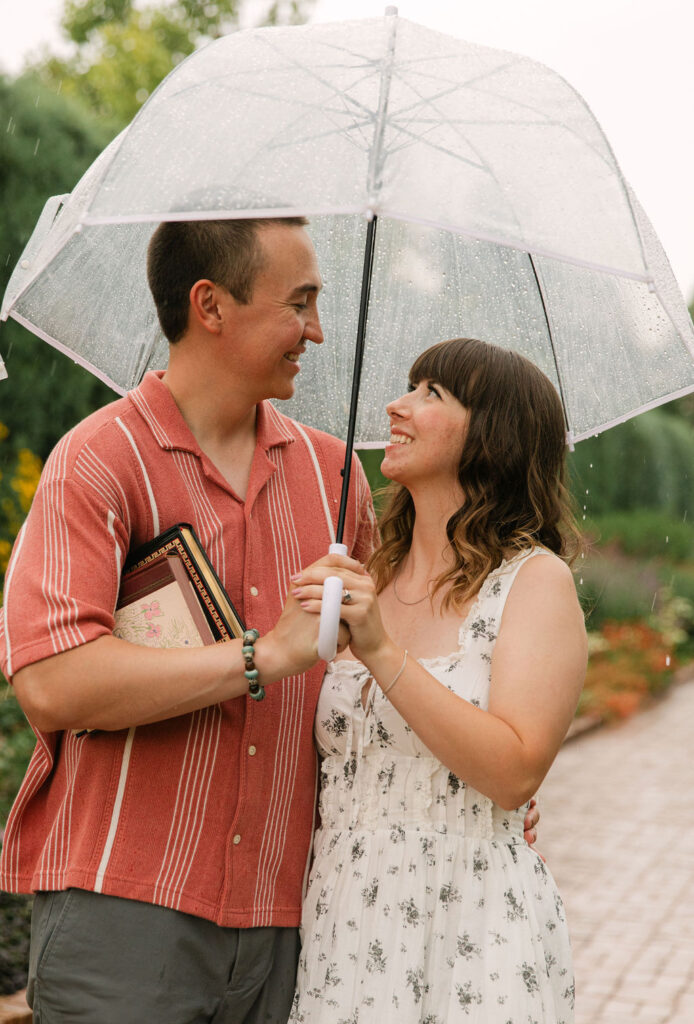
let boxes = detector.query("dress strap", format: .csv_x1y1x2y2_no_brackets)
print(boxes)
458,547,552,651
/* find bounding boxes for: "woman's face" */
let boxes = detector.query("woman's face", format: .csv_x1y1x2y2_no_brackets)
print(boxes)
381,378,470,491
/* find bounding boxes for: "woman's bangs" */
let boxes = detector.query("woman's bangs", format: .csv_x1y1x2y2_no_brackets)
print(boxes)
409,339,480,406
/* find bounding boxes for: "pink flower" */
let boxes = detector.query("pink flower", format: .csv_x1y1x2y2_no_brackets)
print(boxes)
141,600,163,620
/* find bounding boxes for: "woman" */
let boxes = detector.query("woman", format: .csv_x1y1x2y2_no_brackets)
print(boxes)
287,338,587,1023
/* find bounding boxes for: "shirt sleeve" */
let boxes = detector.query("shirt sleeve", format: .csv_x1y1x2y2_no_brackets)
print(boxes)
0,465,129,680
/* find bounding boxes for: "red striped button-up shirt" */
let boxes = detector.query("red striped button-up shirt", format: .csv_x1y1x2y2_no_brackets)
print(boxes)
0,372,377,927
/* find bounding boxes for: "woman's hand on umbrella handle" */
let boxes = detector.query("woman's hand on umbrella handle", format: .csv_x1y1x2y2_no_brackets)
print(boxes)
292,556,387,661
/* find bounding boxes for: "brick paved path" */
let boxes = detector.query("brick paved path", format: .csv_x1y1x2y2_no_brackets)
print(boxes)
538,679,694,1024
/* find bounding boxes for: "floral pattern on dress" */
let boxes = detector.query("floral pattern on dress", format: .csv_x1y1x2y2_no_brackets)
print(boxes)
290,549,574,1024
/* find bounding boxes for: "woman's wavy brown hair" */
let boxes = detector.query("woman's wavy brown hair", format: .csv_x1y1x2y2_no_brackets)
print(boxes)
369,338,583,610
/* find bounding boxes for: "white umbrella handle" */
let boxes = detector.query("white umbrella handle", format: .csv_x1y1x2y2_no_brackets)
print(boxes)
317,543,348,662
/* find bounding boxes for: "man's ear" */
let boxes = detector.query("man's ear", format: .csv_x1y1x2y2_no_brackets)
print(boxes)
189,279,224,334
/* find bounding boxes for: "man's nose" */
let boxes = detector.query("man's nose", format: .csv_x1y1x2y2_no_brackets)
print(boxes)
305,308,324,345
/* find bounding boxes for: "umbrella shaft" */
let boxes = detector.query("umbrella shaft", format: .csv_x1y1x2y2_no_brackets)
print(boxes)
336,215,378,544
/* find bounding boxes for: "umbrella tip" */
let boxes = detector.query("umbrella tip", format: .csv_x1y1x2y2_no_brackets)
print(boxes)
385,5,398,15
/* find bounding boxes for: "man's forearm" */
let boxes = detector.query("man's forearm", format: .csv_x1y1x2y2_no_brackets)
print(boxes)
12,631,289,732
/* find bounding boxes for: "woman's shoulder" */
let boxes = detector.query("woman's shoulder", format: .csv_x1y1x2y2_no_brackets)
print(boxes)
514,546,573,577
501,548,582,619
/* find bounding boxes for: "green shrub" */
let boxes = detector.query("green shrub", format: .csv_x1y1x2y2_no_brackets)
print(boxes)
569,409,694,518
0,689,35,828
0,891,32,996
575,549,660,630
585,511,694,562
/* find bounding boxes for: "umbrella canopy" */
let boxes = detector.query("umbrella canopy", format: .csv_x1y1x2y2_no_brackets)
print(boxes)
2,10,694,446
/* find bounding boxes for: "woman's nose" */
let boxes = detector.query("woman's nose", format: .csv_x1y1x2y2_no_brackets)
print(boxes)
386,392,409,418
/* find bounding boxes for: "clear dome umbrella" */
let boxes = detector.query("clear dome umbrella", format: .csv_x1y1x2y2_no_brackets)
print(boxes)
3,9,694,654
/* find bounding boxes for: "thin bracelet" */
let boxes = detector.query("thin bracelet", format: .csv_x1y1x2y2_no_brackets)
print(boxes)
242,629,265,702
383,649,408,696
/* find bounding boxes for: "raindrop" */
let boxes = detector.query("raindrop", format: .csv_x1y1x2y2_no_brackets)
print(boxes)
666,656,671,667
34,94,40,108
6,116,13,133
651,593,657,612
665,536,669,544
585,489,589,495
684,511,688,522
579,577,583,585
33,139,40,156
589,463,593,469
56,80,62,95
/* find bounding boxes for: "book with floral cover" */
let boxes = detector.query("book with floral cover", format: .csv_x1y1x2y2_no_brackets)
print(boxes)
114,523,245,646
74,525,245,736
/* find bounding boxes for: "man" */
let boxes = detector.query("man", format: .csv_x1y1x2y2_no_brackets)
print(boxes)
0,217,377,1023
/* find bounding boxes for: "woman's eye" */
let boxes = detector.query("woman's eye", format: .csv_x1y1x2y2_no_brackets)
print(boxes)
407,382,416,393
427,383,441,397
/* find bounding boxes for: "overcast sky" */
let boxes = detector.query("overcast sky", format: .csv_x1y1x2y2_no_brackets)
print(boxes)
2,0,693,300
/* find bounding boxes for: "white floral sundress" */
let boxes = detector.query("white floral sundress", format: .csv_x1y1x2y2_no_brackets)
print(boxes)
289,549,574,1024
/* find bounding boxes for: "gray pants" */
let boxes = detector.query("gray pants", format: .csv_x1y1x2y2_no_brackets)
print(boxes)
28,889,300,1023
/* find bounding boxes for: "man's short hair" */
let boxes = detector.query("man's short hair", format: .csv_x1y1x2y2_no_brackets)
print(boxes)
147,217,308,343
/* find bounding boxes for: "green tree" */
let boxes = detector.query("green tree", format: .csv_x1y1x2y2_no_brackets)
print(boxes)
32,0,314,125
569,407,694,518
0,74,116,462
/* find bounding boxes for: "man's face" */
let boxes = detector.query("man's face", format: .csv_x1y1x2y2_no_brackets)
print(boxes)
219,223,324,403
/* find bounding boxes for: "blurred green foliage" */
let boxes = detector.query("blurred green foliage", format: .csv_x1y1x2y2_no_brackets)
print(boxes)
569,408,694,519
586,510,694,563
32,0,314,124
0,73,115,461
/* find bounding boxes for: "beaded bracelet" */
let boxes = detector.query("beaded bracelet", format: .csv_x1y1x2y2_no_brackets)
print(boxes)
242,628,265,702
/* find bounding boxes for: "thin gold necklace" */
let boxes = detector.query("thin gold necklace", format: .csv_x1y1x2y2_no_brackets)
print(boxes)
392,570,431,606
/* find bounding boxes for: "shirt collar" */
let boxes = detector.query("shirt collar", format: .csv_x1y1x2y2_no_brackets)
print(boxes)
130,372,295,454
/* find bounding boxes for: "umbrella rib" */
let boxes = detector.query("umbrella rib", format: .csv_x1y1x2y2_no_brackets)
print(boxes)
263,113,376,152
391,53,618,176
382,67,543,249
527,253,571,437
382,66,499,174
253,34,381,119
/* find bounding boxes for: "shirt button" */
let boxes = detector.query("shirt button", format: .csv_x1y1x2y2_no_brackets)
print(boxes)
250,586,259,597
248,745,257,756
233,834,241,845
